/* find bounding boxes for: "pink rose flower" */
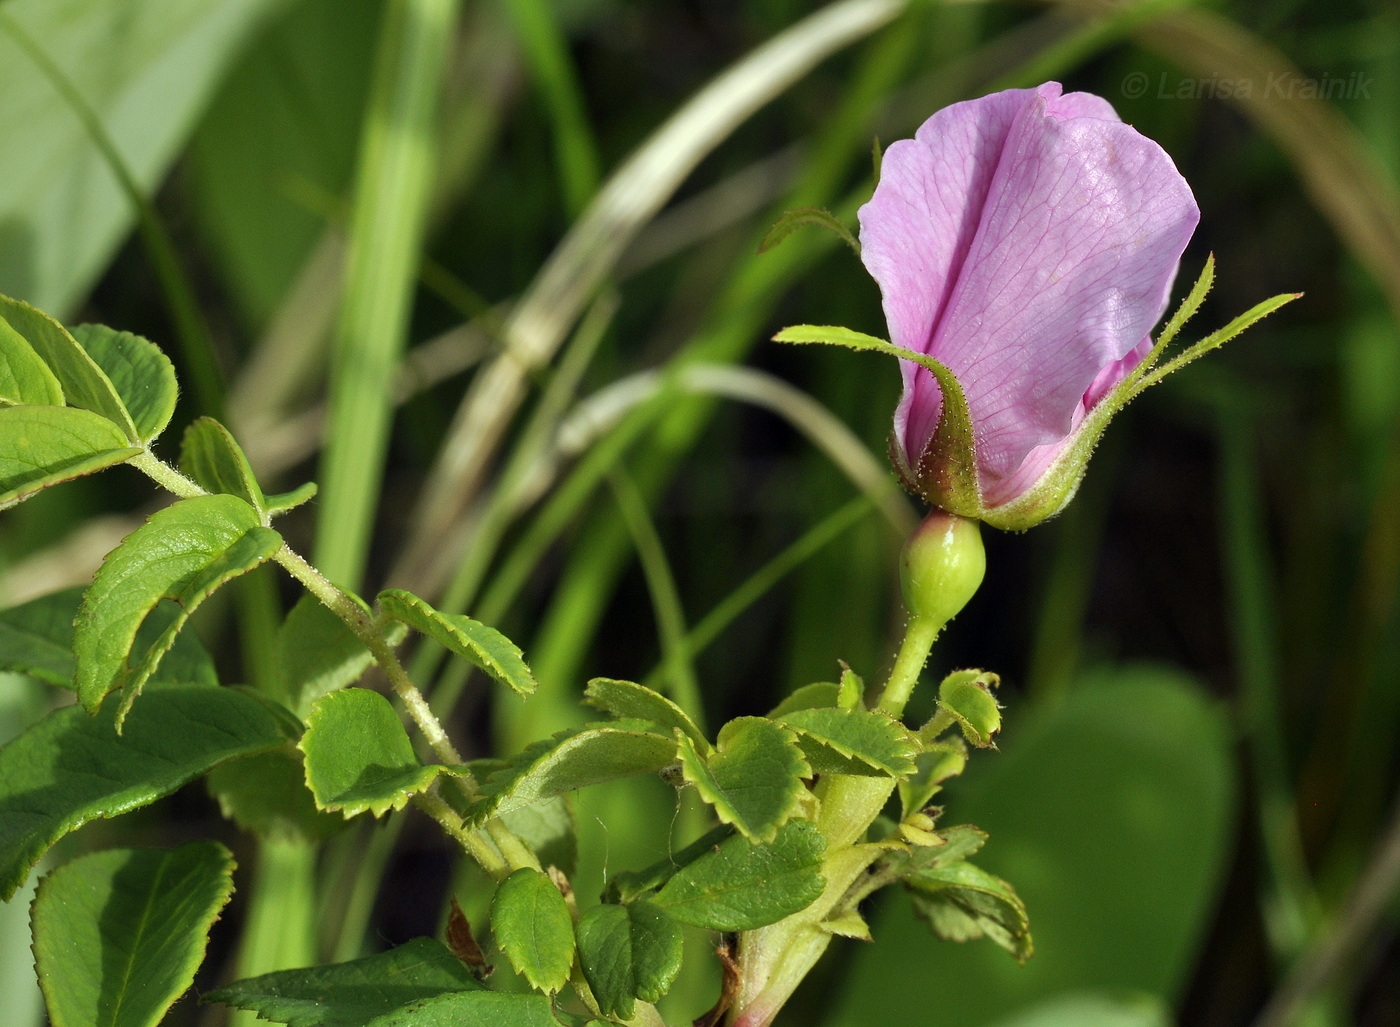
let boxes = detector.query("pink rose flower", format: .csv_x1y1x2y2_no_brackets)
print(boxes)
858,82,1199,526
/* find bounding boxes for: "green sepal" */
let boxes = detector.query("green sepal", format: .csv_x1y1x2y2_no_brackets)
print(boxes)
0,314,64,405
0,684,292,901
491,868,575,994
905,859,1033,963
575,901,683,1020
758,207,860,257
773,265,1299,531
0,405,141,510
584,676,708,751
932,670,1001,748
652,820,826,930
377,589,536,697
71,324,178,444
73,494,282,724
32,841,235,1027
772,325,981,516
676,717,810,843
468,720,678,823
299,688,458,818
204,937,483,1026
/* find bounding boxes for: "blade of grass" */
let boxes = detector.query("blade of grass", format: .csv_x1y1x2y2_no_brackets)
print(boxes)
0,7,224,415
499,0,600,216
639,495,877,693
608,469,704,730
1217,406,1320,962
315,0,464,587
395,0,908,591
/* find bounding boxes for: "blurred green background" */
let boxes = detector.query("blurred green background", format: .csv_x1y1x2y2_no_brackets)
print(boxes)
0,0,1397,1024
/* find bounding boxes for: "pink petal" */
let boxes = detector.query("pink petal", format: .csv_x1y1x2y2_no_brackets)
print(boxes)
859,82,1198,507
858,87,1032,467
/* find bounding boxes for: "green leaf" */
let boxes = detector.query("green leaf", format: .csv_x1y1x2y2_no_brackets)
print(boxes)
0,3,290,316
299,688,454,818
777,707,918,778
936,670,1002,748
501,795,577,879
653,820,826,930
0,684,292,900
359,992,560,1027
0,587,84,686
205,937,484,1027
273,594,377,715
73,494,282,721
0,586,218,690
575,901,683,1020
178,416,268,514
767,681,840,717
758,206,860,256
490,868,575,994
898,739,967,817
772,324,982,515
0,313,63,405
906,860,1033,963
838,664,864,709
0,297,133,435
469,721,678,823
32,841,235,1027
206,747,341,842
377,589,536,697
584,677,707,750
0,404,140,509
677,716,809,843
71,324,177,443
264,480,318,515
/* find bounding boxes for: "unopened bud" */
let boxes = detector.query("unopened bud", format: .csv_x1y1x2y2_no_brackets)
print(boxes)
900,511,985,626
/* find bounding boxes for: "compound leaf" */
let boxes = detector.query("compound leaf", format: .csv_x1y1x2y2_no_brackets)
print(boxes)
32,841,235,1027
0,685,291,900
575,901,683,1020
377,589,535,697
653,820,826,931
676,717,809,843
73,494,282,722
0,404,139,510
299,688,455,818
205,937,482,1026
490,868,574,994
72,324,177,444
469,721,677,823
